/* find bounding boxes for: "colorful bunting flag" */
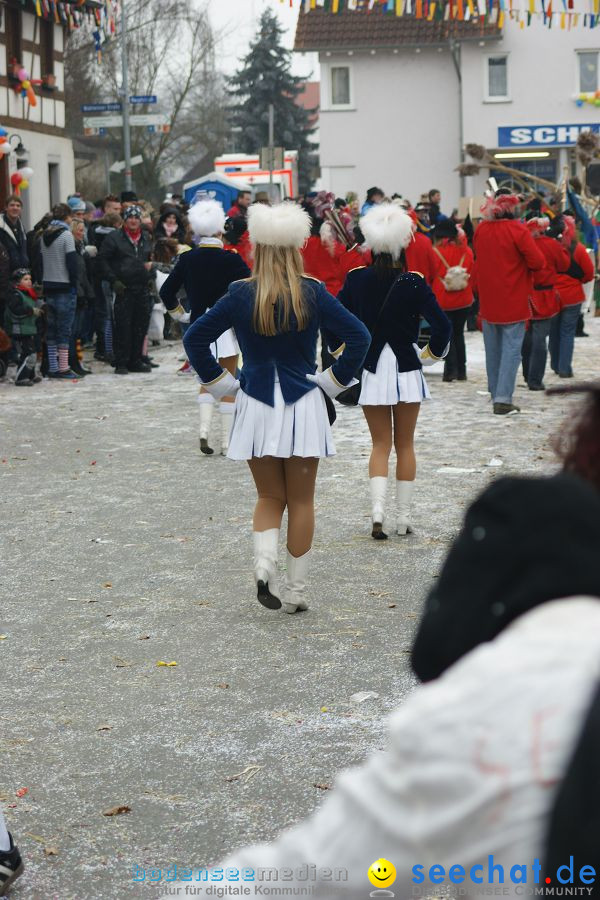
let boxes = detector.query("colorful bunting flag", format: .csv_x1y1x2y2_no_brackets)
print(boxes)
293,0,600,24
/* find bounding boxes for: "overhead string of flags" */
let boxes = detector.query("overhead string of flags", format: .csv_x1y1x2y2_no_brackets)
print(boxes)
21,0,119,61
284,0,600,28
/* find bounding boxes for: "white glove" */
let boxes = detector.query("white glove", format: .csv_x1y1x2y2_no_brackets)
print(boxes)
169,304,190,324
306,367,358,399
412,342,440,367
200,369,240,400
84,245,98,258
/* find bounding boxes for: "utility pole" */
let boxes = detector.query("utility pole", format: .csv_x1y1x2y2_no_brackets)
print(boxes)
120,0,133,192
268,103,275,201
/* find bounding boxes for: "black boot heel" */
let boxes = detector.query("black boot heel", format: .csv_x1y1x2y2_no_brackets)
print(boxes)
371,523,388,541
199,438,214,455
256,580,282,610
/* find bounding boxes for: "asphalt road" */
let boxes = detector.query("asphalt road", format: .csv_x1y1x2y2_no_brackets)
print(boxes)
1,320,598,899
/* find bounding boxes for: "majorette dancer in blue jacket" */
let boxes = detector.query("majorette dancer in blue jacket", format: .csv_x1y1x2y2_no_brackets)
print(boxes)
338,203,451,540
183,202,370,614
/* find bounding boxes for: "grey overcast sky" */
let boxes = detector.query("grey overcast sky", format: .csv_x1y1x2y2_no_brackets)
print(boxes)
206,0,318,79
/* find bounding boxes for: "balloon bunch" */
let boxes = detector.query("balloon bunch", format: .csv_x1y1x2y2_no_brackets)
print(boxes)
10,169,34,196
10,62,42,107
0,126,10,157
575,92,600,107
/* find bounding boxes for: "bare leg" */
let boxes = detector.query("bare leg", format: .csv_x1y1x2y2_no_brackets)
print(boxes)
283,457,319,557
362,405,393,477
248,456,287,531
392,402,420,481
392,402,421,534
362,406,393,539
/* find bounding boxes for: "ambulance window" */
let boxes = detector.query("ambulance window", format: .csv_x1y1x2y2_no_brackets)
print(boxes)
578,51,598,94
486,56,509,100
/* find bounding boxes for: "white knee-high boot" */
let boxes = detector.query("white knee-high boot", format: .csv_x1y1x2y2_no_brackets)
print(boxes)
197,393,214,455
282,549,310,614
253,529,281,610
370,476,388,540
396,480,415,535
220,401,235,455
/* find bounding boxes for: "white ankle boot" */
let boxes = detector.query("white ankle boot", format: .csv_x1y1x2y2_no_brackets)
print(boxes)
396,480,415,535
220,401,235,455
282,549,310,614
370,476,388,540
198,394,214,455
253,529,281,609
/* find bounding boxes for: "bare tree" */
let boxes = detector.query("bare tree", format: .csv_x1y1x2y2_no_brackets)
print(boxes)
65,0,229,203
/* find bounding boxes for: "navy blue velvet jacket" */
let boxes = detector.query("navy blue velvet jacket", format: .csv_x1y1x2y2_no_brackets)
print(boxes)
183,276,371,407
337,267,451,373
159,246,251,323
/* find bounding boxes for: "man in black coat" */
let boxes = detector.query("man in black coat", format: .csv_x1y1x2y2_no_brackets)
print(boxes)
0,195,29,270
98,205,153,374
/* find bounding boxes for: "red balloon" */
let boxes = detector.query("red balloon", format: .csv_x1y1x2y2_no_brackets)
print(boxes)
10,172,23,187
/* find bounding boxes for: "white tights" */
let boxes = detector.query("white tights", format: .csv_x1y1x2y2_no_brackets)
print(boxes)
0,810,10,851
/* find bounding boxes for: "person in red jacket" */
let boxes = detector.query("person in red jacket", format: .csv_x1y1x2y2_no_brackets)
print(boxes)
521,217,570,391
405,210,437,285
548,215,595,379
473,192,544,415
431,220,474,381
223,215,253,270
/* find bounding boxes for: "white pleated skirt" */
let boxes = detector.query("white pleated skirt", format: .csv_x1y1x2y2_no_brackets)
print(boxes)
359,344,431,406
210,328,239,360
227,379,335,460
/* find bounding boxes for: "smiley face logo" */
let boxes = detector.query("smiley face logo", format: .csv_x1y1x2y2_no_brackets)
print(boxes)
368,859,397,888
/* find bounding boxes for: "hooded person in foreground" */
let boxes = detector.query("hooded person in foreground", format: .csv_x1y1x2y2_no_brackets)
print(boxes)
167,469,600,898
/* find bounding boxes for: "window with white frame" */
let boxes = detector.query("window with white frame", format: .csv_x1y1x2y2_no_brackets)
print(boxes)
330,66,351,107
485,55,509,101
578,51,599,93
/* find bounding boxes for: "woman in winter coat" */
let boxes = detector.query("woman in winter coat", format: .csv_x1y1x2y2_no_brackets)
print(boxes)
338,204,451,540
431,219,474,382
521,217,570,391
549,215,595,379
182,203,370,615
472,193,545,415
153,207,186,245
69,219,95,377
170,469,600,899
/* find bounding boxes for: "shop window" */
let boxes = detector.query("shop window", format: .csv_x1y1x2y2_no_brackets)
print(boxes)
4,6,22,66
485,56,509,101
330,66,351,107
40,19,54,78
578,51,599,94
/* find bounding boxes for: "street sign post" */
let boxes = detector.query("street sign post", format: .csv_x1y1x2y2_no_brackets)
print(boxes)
81,102,122,113
110,154,143,174
83,114,170,130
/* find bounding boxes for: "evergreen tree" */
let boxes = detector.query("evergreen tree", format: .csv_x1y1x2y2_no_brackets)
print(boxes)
228,9,316,194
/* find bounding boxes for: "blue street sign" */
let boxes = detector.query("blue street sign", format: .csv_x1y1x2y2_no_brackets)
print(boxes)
130,95,157,105
99,128,107,136
147,126,155,133
498,123,600,148
81,102,122,113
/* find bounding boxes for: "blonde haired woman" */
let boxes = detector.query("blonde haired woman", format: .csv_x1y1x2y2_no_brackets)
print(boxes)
338,204,451,539
183,203,370,613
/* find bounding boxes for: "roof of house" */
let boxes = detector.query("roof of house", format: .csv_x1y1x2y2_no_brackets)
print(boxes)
294,7,501,51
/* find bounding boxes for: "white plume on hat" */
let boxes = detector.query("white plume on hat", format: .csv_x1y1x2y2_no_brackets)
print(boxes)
188,199,226,237
360,203,415,258
248,202,311,248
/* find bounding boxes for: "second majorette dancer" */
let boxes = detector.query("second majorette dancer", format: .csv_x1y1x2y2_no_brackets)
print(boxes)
338,203,451,540
183,202,370,613
160,199,250,454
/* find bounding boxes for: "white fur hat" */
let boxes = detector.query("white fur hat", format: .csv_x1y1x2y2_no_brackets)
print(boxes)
188,199,226,237
248,202,311,248
360,203,415,258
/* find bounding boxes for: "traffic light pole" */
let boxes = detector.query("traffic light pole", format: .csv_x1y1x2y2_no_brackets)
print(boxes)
120,0,133,192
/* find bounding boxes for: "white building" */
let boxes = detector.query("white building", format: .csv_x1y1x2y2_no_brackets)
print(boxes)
0,0,76,229
294,6,600,209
